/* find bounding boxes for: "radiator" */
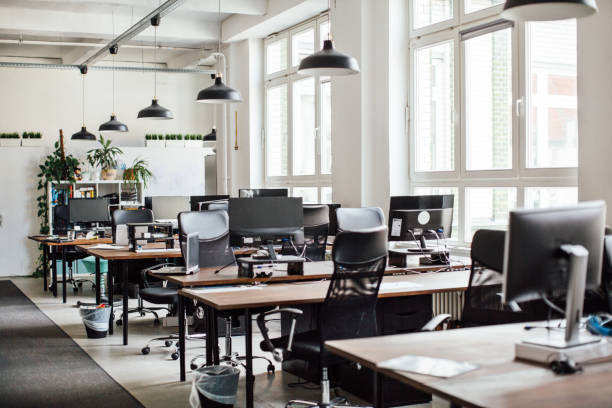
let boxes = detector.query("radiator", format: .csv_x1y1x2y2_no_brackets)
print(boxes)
432,291,465,321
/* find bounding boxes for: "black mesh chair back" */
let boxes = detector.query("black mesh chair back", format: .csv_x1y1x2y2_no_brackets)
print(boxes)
302,205,329,261
178,210,235,268
462,229,538,326
207,201,228,212
111,209,154,240
53,205,69,235
336,207,385,232
319,226,388,357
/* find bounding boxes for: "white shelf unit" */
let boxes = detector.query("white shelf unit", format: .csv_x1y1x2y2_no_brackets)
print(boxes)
48,180,143,234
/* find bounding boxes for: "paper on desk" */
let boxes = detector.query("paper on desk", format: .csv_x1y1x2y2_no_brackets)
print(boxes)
377,355,477,378
379,281,422,292
192,285,266,294
87,244,128,250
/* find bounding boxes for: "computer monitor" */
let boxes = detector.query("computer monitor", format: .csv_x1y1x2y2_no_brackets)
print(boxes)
389,208,453,248
228,197,303,259
503,201,605,349
389,194,454,214
68,198,110,224
238,188,288,198
148,196,190,220
183,232,200,274
190,195,229,211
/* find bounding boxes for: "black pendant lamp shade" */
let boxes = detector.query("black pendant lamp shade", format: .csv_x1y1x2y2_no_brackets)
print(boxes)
137,99,174,119
501,0,597,21
72,126,96,140
197,75,242,103
298,39,360,76
99,115,129,132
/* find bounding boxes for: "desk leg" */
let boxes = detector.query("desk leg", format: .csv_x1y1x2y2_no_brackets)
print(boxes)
95,257,101,305
211,309,219,365
374,372,385,408
205,306,213,366
52,247,57,297
108,261,114,335
122,262,128,346
179,295,186,382
61,247,67,304
245,308,254,408
42,245,48,292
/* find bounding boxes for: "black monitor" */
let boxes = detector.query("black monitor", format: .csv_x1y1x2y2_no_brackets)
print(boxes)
238,188,288,198
388,195,454,246
190,195,229,211
327,204,341,236
68,198,110,224
228,197,303,258
503,201,605,349
389,194,454,214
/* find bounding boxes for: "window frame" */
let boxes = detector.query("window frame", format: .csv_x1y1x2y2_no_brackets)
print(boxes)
408,2,578,246
264,15,332,204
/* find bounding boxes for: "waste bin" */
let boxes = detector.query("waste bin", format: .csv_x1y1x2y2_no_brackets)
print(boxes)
189,366,240,408
79,304,111,338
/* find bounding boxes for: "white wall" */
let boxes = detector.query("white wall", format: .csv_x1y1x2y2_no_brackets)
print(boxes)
578,1,612,221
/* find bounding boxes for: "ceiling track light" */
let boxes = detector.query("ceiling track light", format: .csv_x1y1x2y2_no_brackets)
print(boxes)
72,65,96,140
138,14,174,119
501,0,598,21
196,0,242,104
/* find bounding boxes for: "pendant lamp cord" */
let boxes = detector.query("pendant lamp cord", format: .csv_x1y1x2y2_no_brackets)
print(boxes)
112,10,116,115
217,0,221,76
154,25,157,99
82,73,85,126
328,0,331,40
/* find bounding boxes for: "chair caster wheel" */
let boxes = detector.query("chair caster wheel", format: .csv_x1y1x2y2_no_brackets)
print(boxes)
165,340,173,347
116,319,122,326
141,347,150,355
154,318,160,326
78,282,83,288
267,364,275,376
91,284,96,289
190,363,198,370
171,352,179,360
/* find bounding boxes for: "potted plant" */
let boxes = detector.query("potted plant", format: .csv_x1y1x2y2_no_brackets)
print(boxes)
123,157,153,198
22,131,43,147
165,133,182,148
1,132,21,147
86,135,123,180
185,133,203,148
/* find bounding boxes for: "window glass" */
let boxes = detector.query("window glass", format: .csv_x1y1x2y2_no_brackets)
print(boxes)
266,84,288,176
414,40,455,172
465,27,512,171
465,187,516,241
526,20,577,168
266,38,287,75
293,78,316,175
321,187,333,204
413,186,459,240
413,0,454,30
292,28,315,67
524,187,578,209
319,21,330,48
293,187,318,204
464,0,504,14
321,80,332,174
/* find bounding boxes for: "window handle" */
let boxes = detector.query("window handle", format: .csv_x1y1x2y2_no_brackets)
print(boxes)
515,97,524,118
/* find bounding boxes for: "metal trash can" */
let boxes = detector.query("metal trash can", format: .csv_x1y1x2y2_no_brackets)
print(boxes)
79,304,111,338
189,366,240,408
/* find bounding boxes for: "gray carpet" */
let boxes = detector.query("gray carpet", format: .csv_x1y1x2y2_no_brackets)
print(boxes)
0,280,144,408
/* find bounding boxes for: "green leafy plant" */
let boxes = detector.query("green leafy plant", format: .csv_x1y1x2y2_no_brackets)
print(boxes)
86,135,123,170
1,132,20,139
177,134,183,141
145,134,151,140
123,157,153,188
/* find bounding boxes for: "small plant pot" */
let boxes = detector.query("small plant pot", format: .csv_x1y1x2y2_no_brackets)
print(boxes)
165,140,184,148
1,139,21,147
101,168,117,180
146,140,165,148
21,138,43,147
185,140,203,148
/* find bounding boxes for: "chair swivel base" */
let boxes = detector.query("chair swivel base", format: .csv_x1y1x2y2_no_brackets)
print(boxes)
142,332,207,360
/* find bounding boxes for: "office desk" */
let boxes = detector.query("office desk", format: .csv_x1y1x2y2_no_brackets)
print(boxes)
179,269,471,408
27,236,111,303
77,245,182,345
325,323,612,408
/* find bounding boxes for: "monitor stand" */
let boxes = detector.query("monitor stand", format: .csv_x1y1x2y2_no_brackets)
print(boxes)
516,244,609,364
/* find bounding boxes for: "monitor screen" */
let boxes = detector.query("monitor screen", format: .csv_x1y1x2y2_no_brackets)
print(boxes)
149,196,190,220
228,197,303,244
68,198,110,224
238,188,289,198
388,195,454,241
389,208,453,241
190,195,229,211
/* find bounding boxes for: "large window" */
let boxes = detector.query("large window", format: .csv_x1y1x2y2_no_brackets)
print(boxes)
264,16,331,203
410,2,577,244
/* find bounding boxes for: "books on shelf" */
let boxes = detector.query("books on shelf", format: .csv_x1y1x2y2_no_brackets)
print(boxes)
73,187,96,198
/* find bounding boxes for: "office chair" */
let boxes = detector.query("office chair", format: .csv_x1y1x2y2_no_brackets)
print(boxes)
172,211,275,371
53,205,93,292
207,201,228,212
257,226,388,408
112,209,168,326
287,204,329,261
335,207,385,232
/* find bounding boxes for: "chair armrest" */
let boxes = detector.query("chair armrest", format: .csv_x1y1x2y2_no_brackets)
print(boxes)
421,313,452,331
256,308,303,362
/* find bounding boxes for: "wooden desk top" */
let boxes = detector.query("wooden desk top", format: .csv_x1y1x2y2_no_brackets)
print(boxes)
77,244,183,260
325,323,612,408
161,257,470,288
29,236,112,247
180,269,470,311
